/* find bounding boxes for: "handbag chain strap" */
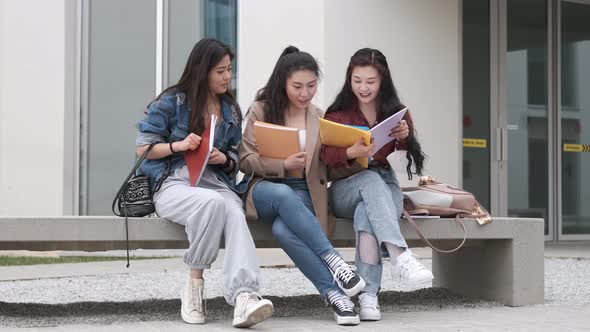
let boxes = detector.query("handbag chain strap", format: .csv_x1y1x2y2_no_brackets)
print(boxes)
112,143,157,268
402,209,467,254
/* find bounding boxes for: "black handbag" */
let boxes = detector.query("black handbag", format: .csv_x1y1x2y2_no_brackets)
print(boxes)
112,143,170,267
112,143,157,218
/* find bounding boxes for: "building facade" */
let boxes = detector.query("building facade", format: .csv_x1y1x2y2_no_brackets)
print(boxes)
0,0,588,242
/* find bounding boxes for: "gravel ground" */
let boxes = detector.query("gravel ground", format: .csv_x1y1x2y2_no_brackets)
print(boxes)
544,258,590,305
0,260,433,304
1,257,589,328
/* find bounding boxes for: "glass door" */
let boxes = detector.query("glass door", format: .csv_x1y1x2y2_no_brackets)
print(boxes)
462,0,492,212
559,0,590,239
505,0,551,236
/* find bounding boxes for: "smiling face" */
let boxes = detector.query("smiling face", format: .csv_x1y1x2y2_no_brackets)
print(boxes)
285,69,318,110
208,54,232,94
350,65,382,106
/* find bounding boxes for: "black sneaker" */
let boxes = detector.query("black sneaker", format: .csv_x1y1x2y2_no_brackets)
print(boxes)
330,293,360,325
332,265,366,297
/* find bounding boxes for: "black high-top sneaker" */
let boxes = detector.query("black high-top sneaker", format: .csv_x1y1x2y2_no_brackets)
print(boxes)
332,264,366,297
327,291,360,326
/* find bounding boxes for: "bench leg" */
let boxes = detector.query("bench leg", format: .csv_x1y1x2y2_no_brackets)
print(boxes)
432,237,544,306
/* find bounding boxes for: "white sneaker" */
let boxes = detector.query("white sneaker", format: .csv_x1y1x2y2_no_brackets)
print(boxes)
391,249,434,290
180,278,205,324
232,292,273,328
358,292,381,321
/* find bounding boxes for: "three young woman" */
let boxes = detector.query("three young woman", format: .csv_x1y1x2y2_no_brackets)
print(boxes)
136,38,431,327
321,48,433,321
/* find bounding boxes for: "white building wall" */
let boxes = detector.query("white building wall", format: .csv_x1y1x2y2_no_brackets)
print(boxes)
0,0,66,216
323,0,461,187
237,0,326,110
0,0,461,216
239,0,462,187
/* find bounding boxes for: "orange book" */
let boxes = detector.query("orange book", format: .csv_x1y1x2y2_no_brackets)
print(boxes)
254,121,300,159
184,115,216,186
319,118,371,168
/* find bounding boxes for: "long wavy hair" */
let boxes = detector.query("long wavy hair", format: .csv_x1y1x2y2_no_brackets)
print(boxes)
326,48,425,179
153,38,238,135
255,46,320,125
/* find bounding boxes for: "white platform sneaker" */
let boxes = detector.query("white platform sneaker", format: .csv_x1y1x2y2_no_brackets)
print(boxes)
232,292,273,328
391,250,434,290
358,292,381,321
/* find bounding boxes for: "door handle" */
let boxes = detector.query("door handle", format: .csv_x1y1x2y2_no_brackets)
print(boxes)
495,127,509,161
496,128,502,161
501,128,508,161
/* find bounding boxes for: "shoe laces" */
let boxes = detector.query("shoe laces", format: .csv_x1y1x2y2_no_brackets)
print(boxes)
189,284,206,314
333,264,356,285
359,293,378,309
399,252,427,276
238,292,262,314
331,294,355,312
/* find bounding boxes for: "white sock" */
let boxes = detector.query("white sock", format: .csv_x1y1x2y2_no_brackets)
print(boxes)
384,242,406,265
322,252,347,272
326,289,351,307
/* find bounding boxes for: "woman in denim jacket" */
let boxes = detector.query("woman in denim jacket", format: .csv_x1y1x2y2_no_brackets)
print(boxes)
320,48,433,321
136,38,272,328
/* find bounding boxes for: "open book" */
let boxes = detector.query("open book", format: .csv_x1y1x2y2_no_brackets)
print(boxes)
254,121,300,159
319,107,408,166
319,118,371,168
184,114,216,186
369,107,407,155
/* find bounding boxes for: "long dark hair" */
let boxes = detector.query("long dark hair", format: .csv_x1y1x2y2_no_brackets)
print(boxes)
255,46,320,125
326,48,425,179
153,38,237,135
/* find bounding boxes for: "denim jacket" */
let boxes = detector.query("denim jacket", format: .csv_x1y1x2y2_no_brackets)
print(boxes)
135,91,251,194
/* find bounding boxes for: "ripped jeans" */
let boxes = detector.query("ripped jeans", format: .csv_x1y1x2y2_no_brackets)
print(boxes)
329,168,407,295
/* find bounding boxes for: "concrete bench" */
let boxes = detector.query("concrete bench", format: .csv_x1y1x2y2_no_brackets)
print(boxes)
0,216,544,306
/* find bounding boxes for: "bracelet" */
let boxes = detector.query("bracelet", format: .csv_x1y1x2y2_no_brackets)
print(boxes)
169,142,175,154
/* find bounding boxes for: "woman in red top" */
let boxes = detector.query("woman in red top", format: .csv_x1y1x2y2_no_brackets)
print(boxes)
320,48,433,321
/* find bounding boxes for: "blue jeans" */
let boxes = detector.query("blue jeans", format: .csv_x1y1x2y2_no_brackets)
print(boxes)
329,168,408,295
252,179,341,300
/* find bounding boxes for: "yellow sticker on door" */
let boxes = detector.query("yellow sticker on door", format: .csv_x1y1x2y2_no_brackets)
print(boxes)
463,138,487,148
564,144,590,152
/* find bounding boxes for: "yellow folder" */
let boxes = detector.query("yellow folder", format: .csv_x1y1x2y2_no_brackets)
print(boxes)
319,118,371,168
254,121,300,159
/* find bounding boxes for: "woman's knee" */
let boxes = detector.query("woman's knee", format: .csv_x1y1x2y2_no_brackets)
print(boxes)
205,192,226,210
224,197,245,215
186,192,225,226
271,219,295,244
262,183,298,207
354,170,386,187
255,182,294,201
272,184,297,201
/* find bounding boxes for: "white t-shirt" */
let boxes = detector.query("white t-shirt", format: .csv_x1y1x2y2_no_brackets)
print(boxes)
298,129,306,151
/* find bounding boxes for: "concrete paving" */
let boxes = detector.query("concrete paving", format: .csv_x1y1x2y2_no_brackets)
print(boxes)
1,244,590,330
3,304,590,331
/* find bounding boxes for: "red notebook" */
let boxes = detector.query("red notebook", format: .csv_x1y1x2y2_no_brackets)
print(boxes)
184,115,216,186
